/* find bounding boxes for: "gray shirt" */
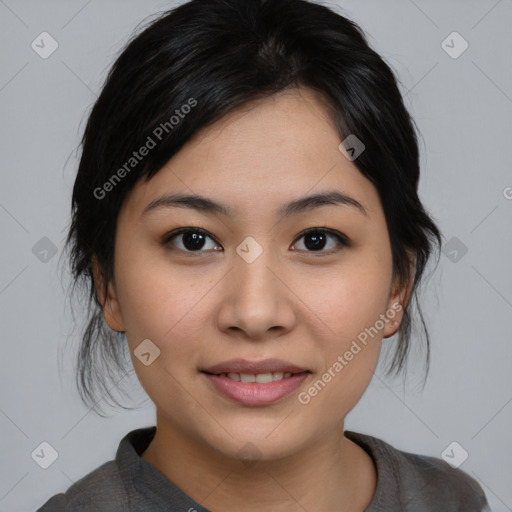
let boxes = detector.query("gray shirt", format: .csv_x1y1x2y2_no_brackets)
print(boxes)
36,426,492,511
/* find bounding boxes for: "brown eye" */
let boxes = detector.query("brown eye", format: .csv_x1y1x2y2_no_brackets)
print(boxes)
162,227,349,256
163,228,221,253
292,228,350,254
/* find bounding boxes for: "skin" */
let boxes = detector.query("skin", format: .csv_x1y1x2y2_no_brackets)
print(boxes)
93,87,413,512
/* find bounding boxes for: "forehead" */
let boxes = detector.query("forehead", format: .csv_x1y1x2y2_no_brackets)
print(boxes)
120,87,381,222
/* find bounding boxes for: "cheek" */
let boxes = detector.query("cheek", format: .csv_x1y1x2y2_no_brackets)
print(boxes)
310,257,392,341
301,255,391,400
300,285,384,419
113,252,209,409
113,244,204,350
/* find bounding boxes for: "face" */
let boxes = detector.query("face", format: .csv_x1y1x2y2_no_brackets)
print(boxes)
96,87,410,461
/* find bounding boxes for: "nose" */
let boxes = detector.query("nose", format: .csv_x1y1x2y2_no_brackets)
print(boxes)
216,242,296,341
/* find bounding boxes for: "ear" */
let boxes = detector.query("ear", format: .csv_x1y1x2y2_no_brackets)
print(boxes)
91,255,126,332
383,251,415,339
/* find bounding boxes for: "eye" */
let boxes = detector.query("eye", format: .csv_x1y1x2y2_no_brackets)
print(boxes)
162,227,350,255
291,228,350,254
162,227,221,253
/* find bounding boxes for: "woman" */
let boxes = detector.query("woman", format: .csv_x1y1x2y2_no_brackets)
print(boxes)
38,0,491,510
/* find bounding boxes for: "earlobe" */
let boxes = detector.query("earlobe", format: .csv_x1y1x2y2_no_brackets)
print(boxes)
91,256,126,333
382,305,403,339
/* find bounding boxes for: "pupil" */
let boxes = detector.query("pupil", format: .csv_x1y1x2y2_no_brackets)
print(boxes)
305,231,326,251
183,232,205,250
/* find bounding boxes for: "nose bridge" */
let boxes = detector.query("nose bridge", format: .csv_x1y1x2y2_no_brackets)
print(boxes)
233,234,278,298
218,234,295,338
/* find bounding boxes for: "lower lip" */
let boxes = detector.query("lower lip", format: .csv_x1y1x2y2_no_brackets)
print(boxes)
202,372,310,406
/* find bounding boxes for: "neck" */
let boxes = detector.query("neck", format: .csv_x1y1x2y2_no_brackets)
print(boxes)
140,415,377,512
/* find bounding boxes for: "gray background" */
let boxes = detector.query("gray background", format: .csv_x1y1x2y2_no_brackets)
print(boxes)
0,0,511,511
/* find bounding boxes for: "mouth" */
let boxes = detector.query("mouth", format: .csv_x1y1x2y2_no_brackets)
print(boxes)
201,357,310,376
202,370,308,383
200,359,311,406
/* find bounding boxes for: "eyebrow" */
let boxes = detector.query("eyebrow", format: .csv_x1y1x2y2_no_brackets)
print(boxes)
141,190,369,219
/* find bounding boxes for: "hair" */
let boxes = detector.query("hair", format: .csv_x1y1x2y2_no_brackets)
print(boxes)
62,0,442,414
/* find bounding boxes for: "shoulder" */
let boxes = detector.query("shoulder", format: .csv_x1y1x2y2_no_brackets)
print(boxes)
36,460,128,512
395,449,490,511
345,431,492,512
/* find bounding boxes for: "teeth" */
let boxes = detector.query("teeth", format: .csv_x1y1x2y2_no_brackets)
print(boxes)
255,373,273,384
218,372,295,382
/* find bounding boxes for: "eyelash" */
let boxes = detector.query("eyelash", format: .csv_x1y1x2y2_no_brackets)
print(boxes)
161,227,351,256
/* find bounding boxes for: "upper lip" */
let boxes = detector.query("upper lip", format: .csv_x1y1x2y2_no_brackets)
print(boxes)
202,358,309,375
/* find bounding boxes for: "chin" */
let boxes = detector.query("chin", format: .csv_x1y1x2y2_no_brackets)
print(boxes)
196,418,310,463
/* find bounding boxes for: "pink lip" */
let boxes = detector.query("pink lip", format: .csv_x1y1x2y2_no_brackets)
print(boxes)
202,372,310,406
202,358,308,375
